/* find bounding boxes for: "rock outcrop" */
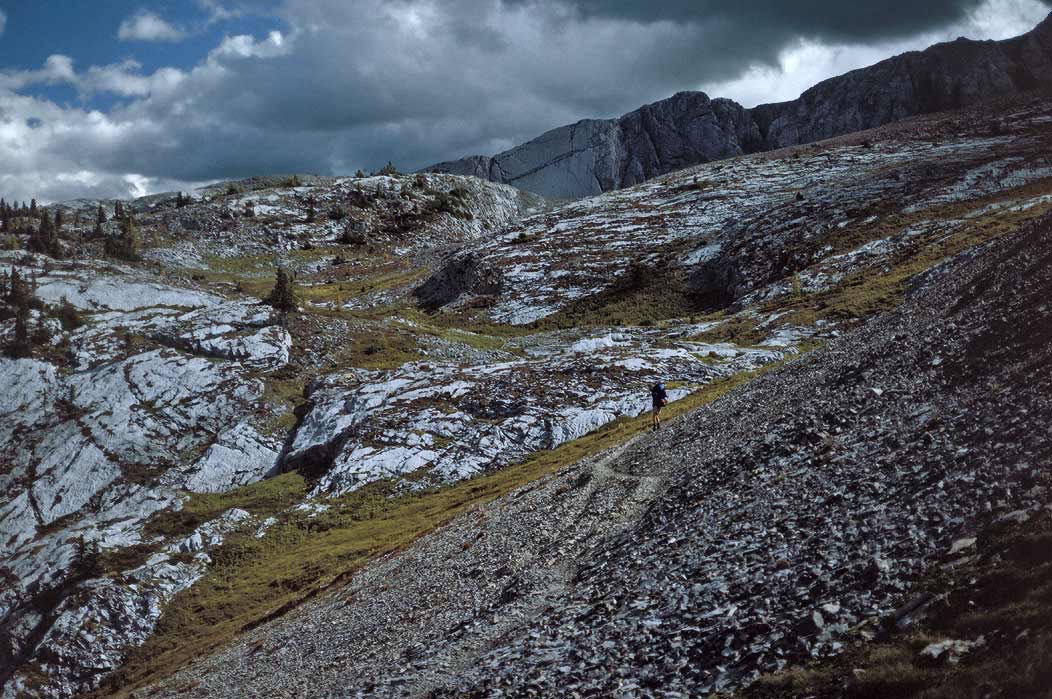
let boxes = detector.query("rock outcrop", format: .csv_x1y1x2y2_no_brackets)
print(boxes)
0,253,291,698
425,13,1052,199
419,96,1052,325
752,11,1052,148
285,331,785,496
426,92,759,199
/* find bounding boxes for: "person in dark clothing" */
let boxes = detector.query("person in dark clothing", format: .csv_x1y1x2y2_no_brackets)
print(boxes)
650,382,668,430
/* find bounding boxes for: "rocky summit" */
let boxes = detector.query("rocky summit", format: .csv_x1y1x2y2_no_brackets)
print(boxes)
3,18,1052,699
425,14,1052,199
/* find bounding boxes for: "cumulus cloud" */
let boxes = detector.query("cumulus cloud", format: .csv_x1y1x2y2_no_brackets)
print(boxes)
118,10,187,42
210,31,289,60
197,0,244,25
1,0,1049,203
0,55,185,99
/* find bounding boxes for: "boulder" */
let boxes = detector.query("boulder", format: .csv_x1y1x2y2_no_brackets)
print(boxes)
685,254,745,310
412,251,504,309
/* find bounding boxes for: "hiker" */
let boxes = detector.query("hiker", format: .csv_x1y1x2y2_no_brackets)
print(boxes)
650,381,668,430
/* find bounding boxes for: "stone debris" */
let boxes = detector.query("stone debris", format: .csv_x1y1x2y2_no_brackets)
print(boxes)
918,637,986,666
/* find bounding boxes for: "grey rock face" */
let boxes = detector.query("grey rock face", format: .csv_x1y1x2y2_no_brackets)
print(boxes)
752,14,1052,149
427,93,759,199
426,14,1052,199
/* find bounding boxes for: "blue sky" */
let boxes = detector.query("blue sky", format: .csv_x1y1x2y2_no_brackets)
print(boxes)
0,0,1049,203
0,1,281,110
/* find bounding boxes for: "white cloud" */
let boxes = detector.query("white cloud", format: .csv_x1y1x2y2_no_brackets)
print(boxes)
0,8,7,35
0,55,77,92
197,0,243,25
0,55,186,99
210,31,289,60
118,10,186,42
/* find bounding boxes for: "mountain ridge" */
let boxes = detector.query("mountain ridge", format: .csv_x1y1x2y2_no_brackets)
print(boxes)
424,12,1052,198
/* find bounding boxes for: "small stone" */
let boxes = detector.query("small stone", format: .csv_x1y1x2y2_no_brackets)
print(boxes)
949,537,977,555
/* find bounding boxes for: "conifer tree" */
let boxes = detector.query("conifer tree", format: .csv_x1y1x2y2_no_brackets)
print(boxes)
5,295,31,358
54,209,64,232
306,197,316,223
31,309,52,346
28,210,62,257
104,215,141,260
114,201,124,220
55,296,83,331
29,199,38,217
97,204,107,225
73,536,100,578
264,268,298,324
28,211,49,253
7,268,29,307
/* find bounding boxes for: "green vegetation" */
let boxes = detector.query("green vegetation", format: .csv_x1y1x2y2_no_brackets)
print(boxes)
693,184,1052,346
298,267,428,309
53,296,83,332
263,268,299,315
340,325,424,370
104,217,142,261
536,264,698,330
26,210,64,258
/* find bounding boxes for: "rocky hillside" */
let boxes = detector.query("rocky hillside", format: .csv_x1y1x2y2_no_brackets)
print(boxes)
425,13,1052,198
133,99,1052,698
0,172,545,698
1,91,1051,699
143,204,1052,699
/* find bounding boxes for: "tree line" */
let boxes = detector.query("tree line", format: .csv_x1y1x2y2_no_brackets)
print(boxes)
0,197,141,261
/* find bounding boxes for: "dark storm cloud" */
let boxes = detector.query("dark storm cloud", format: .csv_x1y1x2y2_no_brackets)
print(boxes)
530,0,1032,39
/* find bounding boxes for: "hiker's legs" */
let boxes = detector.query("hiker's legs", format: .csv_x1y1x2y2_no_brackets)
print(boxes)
652,405,661,429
